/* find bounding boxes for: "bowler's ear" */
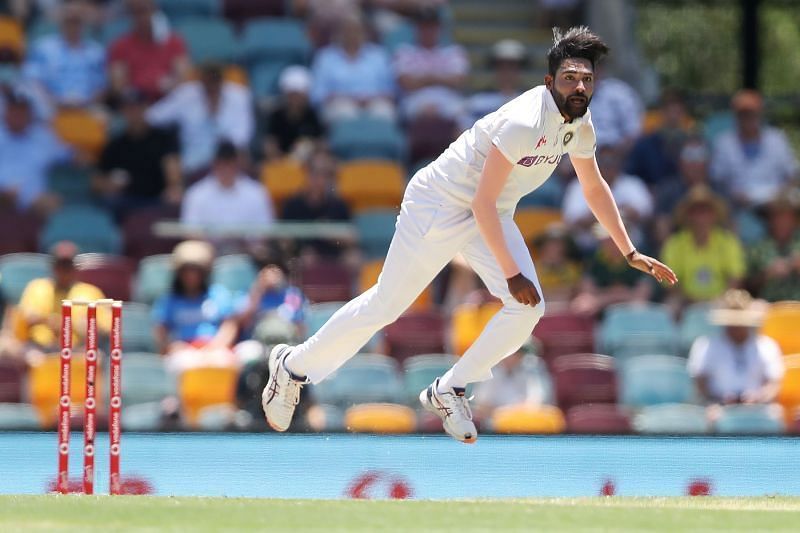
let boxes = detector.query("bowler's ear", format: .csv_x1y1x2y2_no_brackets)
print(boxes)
544,74,553,89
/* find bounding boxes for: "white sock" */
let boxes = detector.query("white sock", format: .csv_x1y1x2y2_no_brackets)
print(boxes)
436,372,465,394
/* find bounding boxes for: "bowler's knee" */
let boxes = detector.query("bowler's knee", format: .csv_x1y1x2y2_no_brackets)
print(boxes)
506,298,545,328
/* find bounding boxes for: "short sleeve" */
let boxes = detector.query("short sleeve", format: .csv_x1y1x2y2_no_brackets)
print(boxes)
491,117,532,164
687,336,711,378
758,335,785,380
568,119,596,159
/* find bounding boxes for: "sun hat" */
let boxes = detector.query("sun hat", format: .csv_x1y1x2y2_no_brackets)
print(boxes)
709,289,767,327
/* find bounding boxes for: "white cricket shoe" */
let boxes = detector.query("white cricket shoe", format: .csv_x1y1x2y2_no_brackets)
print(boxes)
262,344,305,432
419,378,477,444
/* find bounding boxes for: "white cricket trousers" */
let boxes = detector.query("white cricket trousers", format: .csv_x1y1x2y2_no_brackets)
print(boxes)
286,180,545,387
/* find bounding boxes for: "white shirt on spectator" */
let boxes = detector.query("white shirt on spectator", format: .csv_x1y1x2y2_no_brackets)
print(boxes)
146,81,254,173
394,43,468,119
562,172,653,224
710,127,798,205
181,174,274,227
688,333,784,401
473,357,547,411
588,77,643,148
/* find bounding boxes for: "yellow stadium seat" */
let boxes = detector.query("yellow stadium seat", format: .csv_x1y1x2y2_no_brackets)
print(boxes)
514,208,563,242
491,404,565,434
451,301,502,355
52,110,107,159
29,354,96,428
344,403,416,433
337,160,405,212
260,159,307,212
0,16,24,57
179,366,238,427
778,354,800,416
189,65,249,86
359,259,431,311
762,302,800,355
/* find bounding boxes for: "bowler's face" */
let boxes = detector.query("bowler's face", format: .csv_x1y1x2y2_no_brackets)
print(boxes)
547,58,594,120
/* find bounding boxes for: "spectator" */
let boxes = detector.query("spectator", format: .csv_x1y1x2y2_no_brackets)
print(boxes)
710,90,798,207
588,67,643,151
747,191,800,302
12,241,109,358
463,39,527,129
626,90,693,187
530,223,581,306
94,88,182,219
661,185,744,307
22,0,106,109
688,289,783,408
0,87,70,214
571,224,652,316
108,0,190,102
394,6,468,120
282,152,349,221
237,264,308,341
181,141,274,228
147,63,254,175
264,66,324,162
310,12,396,123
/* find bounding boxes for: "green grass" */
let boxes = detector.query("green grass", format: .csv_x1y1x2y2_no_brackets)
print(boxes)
2,496,800,532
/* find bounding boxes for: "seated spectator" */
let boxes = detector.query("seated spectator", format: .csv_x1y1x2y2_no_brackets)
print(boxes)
626,90,693,187
563,143,653,251
571,224,652,316
237,263,308,341
463,39,527,129
588,67,643,151
282,152,349,221
688,289,783,409
661,185,744,307
0,87,71,214
310,12,396,123
264,66,324,162
108,0,189,103
22,0,105,109
394,6,468,120
531,223,581,306
147,63,254,176
747,191,800,302
94,88,181,219
293,0,359,48
12,241,109,359
710,90,798,207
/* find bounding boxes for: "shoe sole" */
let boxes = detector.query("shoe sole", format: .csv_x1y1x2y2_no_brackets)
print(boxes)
419,387,477,444
263,344,290,432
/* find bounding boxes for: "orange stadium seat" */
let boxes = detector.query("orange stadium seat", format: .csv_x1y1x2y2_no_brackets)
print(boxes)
344,403,416,434
514,208,563,242
337,160,405,212
778,354,800,417
260,159,307,213
0,16,25,58
359,259,432,312
762,302,800,355
189,64,249,86
52,110,107,159
179,366,238,428
491,404,566,434
451,301,502,355
29,355,95,428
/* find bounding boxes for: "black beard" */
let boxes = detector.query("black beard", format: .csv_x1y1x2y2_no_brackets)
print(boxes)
550,87,590,120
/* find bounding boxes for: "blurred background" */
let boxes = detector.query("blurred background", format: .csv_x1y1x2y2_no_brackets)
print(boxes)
0,0,798,440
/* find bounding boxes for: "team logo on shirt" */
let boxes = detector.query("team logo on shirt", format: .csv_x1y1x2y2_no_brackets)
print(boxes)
563,132,574,146
517,154,563,167
536,135,547,149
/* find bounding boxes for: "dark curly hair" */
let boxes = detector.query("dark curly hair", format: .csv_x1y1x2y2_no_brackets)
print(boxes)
547,26,609,76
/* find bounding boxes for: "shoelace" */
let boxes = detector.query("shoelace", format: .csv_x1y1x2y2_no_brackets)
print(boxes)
440,391,474,421
284,378,303,408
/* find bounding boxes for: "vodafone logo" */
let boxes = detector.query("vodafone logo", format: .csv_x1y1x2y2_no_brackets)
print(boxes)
59,395,71,408
85,397,96,409
59,443,69,454
86,350,97,362
110,444,121,456
110,397,122,409
61,349,71,360
111,349,122,361
84,444,94,457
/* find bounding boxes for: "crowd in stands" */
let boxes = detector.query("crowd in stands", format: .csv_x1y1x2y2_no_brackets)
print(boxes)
0,0,798,435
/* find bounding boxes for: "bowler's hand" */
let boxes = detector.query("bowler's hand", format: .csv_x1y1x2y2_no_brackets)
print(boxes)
506,273,541,306
626,250,678,285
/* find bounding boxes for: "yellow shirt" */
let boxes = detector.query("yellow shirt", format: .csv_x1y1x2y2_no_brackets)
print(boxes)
661,228,745,301
14,278,110,347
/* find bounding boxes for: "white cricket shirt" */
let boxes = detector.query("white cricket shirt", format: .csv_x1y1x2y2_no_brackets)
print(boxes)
413,85,596,213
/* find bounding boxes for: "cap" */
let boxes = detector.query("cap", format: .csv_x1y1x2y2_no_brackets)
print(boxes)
279,65,311,94
731,89,763,113
491,39,526,64
172,240,215,270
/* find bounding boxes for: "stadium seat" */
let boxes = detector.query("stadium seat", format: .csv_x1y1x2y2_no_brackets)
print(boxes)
533,312,596,363
354,209,398,257
98,17,131,45
240,18,311,65
196,404,236,431
633,403,709,434
329,118,405,161
359,259,431,312
47,163,93,205
174,17,237,63
122,204,181,260
300,262,352,303
179,366,238,427
311,353,404,406
122,353,176,406
407,115,456,166
715,404,785,435
249,61,285,101
74,254,135,301
381,20,416,53
29,354,92,428
778,354,800,416
762,302,800,355
133,254,174,304
451,301,502,356
702,111,734,143
384,311,446,361
599,303,678,360
551,353,617,410
0,210,40,255
158,0,221,19
344,403,416,434
491,404,565,434
565,404,632,434
260,159,307,213
52,109,107,159
401,353,458,404
121,303,157,352
0,16,25,59
337,161,405,212
513,208,563,242
620,355,695,407
305,301,345,337
679,302,718,355
0,403,41,430
121,401,164,432
211,254,257,295
0,359,25,403
306,403,345,432
40,206,122,255
0,253,51,304
224,0,285,25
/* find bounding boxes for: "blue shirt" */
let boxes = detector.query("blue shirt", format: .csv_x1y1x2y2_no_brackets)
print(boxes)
23,35,106,106
236,285,306,339
152,284,236,343
310,43,394,106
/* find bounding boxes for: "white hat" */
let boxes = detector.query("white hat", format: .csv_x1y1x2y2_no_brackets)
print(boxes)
709,289,768,328
279,65,311,94
491,39,527,63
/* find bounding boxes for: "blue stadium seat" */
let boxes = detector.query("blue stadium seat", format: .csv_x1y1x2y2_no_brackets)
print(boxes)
134,254,174,304
599,303,678,359
633,403,709,434
121,303,157,352
121,402,164,431
40,206,122,254
241,18,311,65
98,18,131,45
733,210,766,245
0,253,51,303
306,301,346,337
174,17,238,63
621,355,695,407
703,111,734,143
158,0,221,19
249,61,286,100
715,405,785,435
211,254,257,295
381,21,416,53
122,352,176,405
307,403,345,432
0,403,41,430
329,118,405,161
402,353,458,404
48,163,93,205
311,353,404,406
679,302,718,354
355,209,398,258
